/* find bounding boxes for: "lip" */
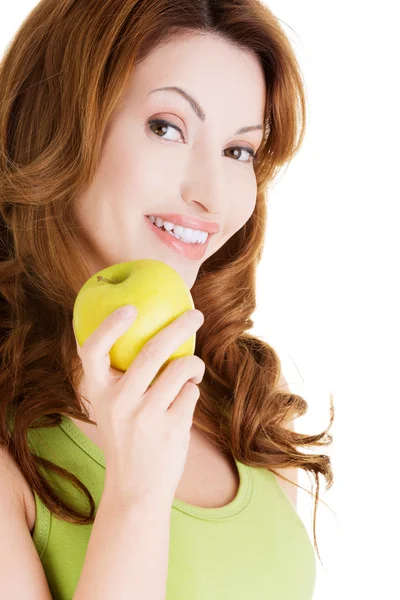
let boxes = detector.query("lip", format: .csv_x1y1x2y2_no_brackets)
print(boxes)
145,213,220,234
143,215,212,260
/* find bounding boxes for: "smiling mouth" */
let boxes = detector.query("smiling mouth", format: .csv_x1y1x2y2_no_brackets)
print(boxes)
145,216,210,245
143,214,212,260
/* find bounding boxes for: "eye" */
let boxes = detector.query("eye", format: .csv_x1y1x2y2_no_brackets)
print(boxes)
147,118,256,164
224,146,256,163
148,118,183,142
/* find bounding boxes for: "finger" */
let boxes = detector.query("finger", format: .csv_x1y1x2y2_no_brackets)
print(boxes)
170,381,201,423
146,354,205,413
77,305,137,388
116,309,204,400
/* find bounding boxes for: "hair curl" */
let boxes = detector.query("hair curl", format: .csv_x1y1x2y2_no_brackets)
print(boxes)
0,0,334,565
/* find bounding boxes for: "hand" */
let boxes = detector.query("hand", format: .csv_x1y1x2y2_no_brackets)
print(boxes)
72,306,205,508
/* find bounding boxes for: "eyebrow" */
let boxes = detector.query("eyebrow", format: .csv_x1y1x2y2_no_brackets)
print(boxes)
148,86,264,135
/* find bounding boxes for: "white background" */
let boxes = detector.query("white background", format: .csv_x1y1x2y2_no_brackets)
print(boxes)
1,2,399,598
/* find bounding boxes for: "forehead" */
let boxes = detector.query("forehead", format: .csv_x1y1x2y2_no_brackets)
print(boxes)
128,33,267,120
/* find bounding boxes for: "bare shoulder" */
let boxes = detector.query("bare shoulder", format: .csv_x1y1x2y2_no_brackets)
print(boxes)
0,444,34,529
0,444,52,598
0,444,26,500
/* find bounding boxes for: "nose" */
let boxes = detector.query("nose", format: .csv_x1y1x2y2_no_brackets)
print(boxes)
182,161,229,218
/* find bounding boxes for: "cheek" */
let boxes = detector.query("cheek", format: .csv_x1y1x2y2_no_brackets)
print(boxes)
216,203,256,252
234,182,257,226
98,121,161,197
247,181,258,224
96,152,161,211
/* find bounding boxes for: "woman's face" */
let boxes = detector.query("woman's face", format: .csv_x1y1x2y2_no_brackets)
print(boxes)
73,33,266,289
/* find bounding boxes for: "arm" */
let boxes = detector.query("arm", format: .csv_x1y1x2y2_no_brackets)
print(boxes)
73,490,172,600
273,372,299,508
0,445,52,599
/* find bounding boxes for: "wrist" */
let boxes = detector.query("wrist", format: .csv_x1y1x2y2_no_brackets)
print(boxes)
101,486,172,517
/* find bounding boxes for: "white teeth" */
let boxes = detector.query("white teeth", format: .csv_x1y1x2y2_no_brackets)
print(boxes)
147,216,209,244
184,229,197,243
174,225,184,239
198,230,208,243
191,230,202,243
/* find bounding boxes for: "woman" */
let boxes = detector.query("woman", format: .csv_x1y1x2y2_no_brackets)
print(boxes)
0,1,334,598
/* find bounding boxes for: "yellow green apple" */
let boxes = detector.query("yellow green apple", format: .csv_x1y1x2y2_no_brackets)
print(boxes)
73,259,196,383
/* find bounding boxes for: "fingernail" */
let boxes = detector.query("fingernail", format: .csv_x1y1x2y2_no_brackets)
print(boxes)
116,305,136,319
191,309,204,321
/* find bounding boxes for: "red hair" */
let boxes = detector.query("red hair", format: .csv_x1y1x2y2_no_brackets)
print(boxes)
0,0,334,565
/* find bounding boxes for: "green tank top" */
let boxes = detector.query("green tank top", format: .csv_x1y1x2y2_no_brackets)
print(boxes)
27,415,316,599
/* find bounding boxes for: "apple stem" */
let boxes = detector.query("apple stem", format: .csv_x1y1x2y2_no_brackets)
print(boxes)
97,276,118,284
